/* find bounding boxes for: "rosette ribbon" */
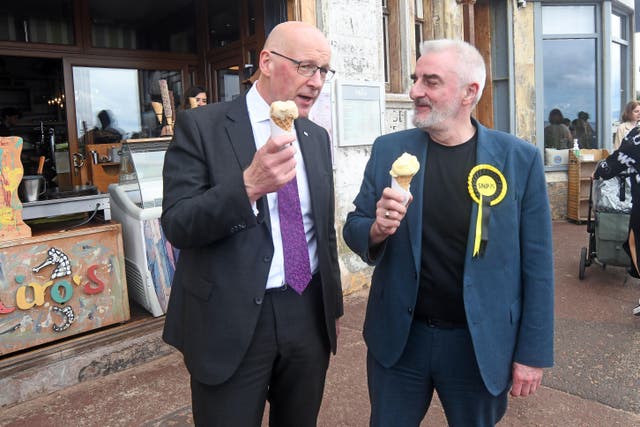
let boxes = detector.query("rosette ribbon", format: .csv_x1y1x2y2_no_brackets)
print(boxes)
467,164,507,257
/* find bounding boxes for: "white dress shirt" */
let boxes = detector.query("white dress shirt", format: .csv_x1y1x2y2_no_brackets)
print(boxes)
246,84,319,289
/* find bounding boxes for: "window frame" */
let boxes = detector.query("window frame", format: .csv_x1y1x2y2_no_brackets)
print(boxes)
382,0,402,93
535,2,603,171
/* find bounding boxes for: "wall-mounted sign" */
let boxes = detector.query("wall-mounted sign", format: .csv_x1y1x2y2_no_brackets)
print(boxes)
336,81,385,147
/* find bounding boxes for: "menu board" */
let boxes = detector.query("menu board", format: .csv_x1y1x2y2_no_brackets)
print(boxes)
336,81,385,147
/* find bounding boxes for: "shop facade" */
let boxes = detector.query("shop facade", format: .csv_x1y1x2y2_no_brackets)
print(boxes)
0,0,637,406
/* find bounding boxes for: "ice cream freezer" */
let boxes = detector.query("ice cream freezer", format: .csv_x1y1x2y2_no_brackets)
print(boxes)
108,141,177,317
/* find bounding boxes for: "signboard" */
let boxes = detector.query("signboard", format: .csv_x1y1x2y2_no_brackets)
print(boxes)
336,81,385,147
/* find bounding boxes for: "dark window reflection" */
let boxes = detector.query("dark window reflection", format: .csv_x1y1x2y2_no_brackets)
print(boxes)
90,0,196,53
247,0,257,36
73,67,183,151
208,2,240,48
0,1,74,45
216,68,240,102
543,39,597,150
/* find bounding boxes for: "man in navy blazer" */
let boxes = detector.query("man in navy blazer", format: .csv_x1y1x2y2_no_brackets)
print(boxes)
343,39,554,426
162,22,343,426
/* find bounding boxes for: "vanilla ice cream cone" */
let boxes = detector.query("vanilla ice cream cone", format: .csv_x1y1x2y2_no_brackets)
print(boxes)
389,152,420,205
270,100,298,137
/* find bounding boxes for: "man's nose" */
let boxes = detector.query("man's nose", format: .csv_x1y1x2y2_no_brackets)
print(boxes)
307,69,324,87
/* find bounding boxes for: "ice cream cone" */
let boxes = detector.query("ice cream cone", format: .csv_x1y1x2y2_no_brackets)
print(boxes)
389,152,420,205
269,100,299,136
188,97,198,109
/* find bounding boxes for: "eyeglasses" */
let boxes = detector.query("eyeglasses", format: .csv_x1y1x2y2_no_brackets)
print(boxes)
270,51,335,81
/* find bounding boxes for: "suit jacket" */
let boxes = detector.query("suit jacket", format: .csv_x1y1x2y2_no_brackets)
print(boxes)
343,120,554,396
161,94,343,385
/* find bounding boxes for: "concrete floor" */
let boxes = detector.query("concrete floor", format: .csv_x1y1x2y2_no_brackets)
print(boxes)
2,221,640,426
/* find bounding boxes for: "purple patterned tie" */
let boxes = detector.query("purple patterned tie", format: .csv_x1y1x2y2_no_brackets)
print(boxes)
278,176,312,294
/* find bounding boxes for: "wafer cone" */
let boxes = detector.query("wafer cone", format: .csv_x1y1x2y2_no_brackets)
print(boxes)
272,116,294,132
395,175,414,191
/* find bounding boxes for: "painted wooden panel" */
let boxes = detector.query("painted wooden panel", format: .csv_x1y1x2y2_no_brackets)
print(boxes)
0,223,129,356
0,136,31,241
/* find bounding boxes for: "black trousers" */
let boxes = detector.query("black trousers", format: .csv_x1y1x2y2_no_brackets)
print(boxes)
190,274,330,427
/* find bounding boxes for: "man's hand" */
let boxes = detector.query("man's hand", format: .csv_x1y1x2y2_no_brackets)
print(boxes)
510,362,543,397
243,134,297,202
369,187,411,246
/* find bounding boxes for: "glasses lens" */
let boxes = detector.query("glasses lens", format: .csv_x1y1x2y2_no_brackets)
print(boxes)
297,64,317,77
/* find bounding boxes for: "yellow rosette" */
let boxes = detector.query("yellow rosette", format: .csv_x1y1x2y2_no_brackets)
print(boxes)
467,164,507,257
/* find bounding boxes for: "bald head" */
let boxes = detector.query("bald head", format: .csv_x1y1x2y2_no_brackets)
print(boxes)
264,21,329,54
257,21,332,117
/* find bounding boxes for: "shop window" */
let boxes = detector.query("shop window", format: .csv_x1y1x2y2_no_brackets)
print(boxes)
216,68,241,102
0,1,74,45
89,0,197,53
540,4,598,166
208,2,240,48
73,67,183,152
610,11,630,126
538,2,634,167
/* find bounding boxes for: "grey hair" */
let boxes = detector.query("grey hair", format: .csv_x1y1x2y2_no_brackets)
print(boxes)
419,39,486,105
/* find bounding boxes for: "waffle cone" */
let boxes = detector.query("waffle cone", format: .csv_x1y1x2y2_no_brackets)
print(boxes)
188,97,198,109
395,175,414,191
272,116,294,132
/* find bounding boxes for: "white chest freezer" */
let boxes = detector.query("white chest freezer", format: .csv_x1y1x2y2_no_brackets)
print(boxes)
108,141,177,316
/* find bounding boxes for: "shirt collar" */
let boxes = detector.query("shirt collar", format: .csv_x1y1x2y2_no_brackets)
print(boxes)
246,84,271,124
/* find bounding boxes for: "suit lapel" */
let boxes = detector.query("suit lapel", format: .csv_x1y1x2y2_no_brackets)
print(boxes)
224,95,272,230
297,119,326,226
404,130,429,275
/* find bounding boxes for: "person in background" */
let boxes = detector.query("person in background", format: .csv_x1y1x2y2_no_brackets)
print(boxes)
0,107,21,137
161,21,342,426
613,101,640,150
183,86,207,109
594,125,640,316
544,108,572,149
572,111,595,149
343,39,554,426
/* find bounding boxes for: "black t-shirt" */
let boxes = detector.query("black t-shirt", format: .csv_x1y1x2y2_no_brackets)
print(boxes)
414,133,477,324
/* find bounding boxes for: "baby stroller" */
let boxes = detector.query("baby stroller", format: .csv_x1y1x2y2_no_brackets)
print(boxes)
579,173,634,280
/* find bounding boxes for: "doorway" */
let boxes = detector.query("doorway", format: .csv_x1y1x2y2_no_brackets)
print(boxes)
0,56,70,188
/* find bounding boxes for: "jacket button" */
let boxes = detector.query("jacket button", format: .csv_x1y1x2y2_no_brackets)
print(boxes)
263,255,271,263
408,307,413,314
254,297,263,305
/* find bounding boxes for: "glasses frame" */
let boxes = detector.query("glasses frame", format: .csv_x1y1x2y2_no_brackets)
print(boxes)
270,51,335,81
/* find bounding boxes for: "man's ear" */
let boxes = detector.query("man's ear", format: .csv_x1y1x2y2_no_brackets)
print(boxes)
463,83,480,105
259,50,272,77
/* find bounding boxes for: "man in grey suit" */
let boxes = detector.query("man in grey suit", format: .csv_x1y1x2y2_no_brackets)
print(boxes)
343,39,554,426
161,21,343,426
